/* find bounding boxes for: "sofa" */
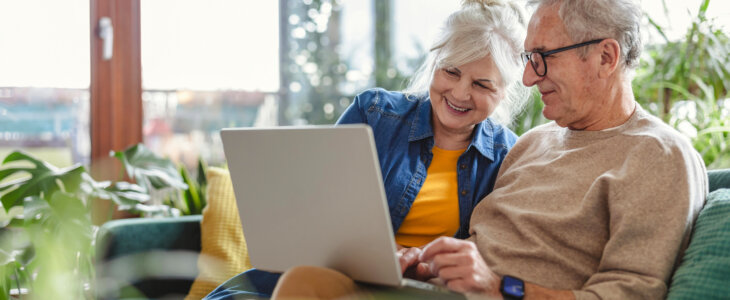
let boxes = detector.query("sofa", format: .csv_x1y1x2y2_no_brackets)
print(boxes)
95,168,730,299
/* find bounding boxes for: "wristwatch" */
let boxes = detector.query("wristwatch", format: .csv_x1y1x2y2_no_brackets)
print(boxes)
500,275,525,300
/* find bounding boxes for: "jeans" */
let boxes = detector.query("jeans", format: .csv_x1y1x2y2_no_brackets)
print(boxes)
204,269,281,300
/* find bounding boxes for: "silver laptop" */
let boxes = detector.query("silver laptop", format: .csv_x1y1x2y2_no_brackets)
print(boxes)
220,125,453,292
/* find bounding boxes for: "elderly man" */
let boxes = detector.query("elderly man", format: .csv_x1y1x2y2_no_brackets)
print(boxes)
400,0,708,299
271,0,708,299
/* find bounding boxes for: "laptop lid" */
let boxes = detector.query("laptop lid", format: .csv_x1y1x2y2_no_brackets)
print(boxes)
220,125,403,286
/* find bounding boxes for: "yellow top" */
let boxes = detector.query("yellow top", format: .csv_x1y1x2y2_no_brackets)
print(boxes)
395,146,464,248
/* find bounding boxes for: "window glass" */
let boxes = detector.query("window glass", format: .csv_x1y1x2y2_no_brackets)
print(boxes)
392,0,459,76
141,0,279,168
0,0,90,168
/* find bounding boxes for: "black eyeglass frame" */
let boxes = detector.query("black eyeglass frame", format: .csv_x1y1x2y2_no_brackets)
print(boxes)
521,39,605,77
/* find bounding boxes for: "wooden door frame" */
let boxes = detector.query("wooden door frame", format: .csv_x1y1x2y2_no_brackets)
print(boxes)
89,0,143,180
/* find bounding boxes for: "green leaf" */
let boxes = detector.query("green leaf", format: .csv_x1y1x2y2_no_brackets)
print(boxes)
180,166,196,215
48,192,93,244
0,206,23,228
195,158,208,213
196,158,208,188
697,126,730,136
699,0,710,16
0,227,32,268
111,143,188,190
102,181,151,207
0,151,87,212
22,196,52,225
0,249,13,266
120,203,178,217
48,192,87,221
2,151,47,166
646,15,669,42
0,168,33,183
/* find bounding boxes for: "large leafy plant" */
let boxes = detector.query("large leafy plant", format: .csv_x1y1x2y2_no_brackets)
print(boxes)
0,151,148,299
0,143,207,298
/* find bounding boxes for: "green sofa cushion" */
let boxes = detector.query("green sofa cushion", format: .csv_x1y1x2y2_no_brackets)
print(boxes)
97,215,202,259
96,215,203,299
668,189,730,299
708,169,730,192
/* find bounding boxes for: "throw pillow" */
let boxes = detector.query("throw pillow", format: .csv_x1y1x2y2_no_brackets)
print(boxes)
667,188,730,299
185,167,252,299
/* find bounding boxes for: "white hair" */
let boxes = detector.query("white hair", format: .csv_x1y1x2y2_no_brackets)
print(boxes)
527,0,643,70
403,0,530,125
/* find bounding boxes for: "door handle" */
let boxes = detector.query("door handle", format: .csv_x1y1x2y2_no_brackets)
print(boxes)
98,17,113,60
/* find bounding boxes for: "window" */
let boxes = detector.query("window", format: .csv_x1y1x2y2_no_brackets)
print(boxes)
141,0,279,168
0,0,90,168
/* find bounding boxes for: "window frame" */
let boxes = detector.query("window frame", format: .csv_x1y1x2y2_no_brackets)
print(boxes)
89,0,143,180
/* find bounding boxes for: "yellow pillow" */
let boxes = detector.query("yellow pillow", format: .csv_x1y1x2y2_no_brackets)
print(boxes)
185,167,252,299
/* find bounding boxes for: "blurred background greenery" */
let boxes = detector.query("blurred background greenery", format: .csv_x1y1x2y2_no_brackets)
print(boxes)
633,0,730,168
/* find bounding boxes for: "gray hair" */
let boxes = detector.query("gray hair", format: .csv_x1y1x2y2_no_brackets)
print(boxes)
404,0,529,125
527,0,643,70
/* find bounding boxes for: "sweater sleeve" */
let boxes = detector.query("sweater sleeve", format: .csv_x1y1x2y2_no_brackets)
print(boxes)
573,141,707,300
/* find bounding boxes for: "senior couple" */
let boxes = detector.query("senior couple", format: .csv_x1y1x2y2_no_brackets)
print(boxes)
208,0,707,299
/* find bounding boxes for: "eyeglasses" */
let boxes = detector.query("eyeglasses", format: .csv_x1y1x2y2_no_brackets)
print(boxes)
521,39,604,77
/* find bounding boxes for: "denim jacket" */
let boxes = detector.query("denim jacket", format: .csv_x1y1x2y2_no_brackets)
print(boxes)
336,88,517,238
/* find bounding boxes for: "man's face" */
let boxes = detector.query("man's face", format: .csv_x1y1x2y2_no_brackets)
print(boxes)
522,3,602,130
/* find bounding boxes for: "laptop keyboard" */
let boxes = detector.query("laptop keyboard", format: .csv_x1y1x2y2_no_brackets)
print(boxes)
401,278,454,293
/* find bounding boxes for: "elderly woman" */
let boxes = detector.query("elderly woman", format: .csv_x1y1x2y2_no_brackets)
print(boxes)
205,0,527,299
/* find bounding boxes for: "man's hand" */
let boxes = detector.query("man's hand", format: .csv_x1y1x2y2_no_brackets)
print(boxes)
397,247,434,281
419,237,501,295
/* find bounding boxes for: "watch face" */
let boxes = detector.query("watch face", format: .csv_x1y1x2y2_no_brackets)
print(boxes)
502,276,525,297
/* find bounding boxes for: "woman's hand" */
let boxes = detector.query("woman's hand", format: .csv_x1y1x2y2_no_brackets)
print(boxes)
419,237,501,296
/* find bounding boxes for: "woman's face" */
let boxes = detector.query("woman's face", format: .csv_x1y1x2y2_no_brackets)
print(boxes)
429,54,505,136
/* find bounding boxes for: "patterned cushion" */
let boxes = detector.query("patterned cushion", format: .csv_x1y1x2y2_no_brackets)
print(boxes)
185,167,252,299
667,189,730,299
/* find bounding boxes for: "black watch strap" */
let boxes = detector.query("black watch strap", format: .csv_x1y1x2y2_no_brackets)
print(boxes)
500,275,525,300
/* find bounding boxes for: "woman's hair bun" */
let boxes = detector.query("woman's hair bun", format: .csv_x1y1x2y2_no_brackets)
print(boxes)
461,0,526,26
461,0,507,7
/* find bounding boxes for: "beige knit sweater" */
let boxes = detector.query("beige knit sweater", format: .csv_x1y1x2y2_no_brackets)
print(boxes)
470,106,707,299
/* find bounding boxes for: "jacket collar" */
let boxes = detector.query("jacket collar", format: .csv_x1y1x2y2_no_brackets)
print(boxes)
408,97,495,161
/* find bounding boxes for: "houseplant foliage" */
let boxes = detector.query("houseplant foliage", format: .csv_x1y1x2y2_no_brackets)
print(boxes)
179,159,208,215
634,0,730,168
111,143,207,216
0,150,148,299
0,143,207,298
